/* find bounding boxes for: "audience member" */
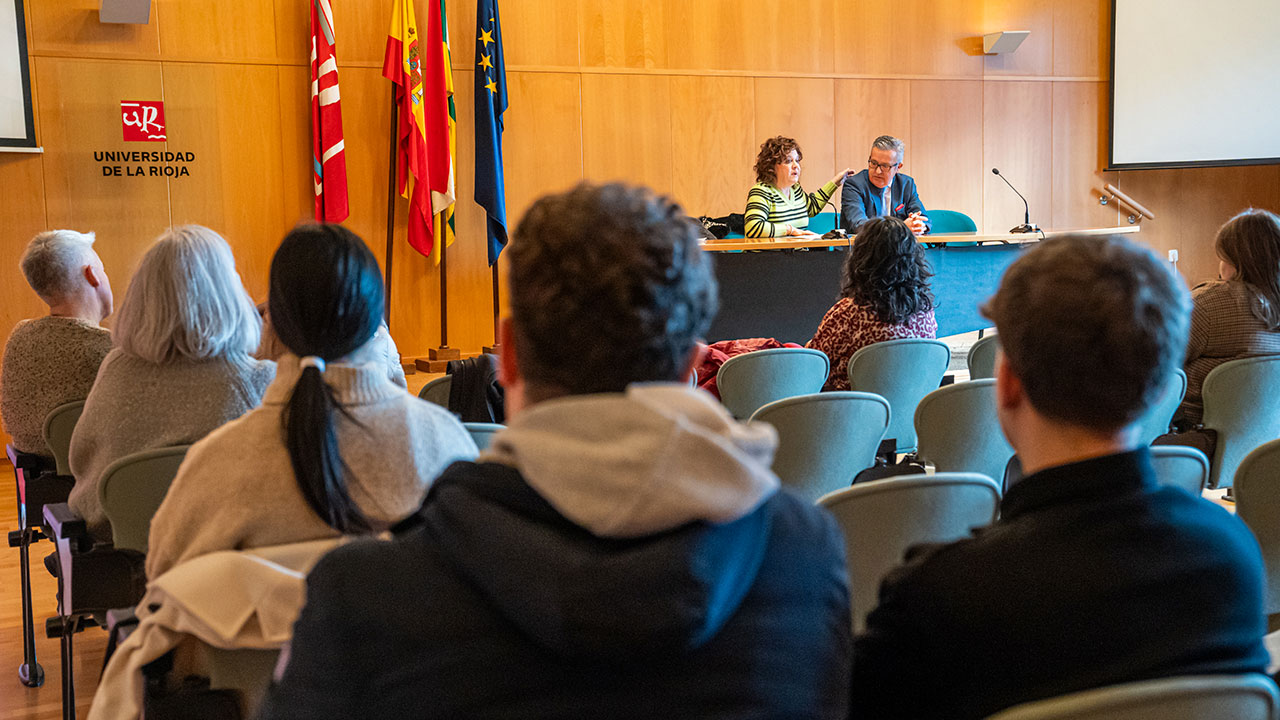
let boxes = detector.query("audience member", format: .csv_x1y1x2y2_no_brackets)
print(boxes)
2,230,113,459
68,225,274,541
258,184,852,720
849,234,1268,720
1177,208,1280,425
744,135,850,238
145,224,474,579
806,216,937,390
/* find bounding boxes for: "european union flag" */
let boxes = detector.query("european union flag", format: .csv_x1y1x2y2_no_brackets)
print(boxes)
474,0,508,266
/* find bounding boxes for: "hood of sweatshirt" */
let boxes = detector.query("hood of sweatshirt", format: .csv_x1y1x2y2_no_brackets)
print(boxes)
418,384,784,660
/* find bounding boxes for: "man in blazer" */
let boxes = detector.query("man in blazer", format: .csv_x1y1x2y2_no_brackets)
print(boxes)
840,135,930,235
849,234,1269,720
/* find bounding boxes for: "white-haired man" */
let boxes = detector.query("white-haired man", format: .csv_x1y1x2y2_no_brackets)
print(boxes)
2,230,114,458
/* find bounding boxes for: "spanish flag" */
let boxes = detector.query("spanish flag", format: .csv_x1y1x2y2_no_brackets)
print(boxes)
383,0,455,261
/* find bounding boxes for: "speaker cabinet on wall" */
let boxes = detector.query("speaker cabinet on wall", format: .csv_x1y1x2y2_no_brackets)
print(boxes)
99,0,150,24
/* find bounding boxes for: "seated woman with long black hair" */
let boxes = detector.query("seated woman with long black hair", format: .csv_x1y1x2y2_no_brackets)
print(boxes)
806,216,937,391
145,224,477,579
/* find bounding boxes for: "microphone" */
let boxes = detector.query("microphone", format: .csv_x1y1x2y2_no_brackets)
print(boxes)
992,168,1038,234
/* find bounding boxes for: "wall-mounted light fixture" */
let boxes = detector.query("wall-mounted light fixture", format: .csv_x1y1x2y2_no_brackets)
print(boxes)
983,31,1030,55
100,0,151,24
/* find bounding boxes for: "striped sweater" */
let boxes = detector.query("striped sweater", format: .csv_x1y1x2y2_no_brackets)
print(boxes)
744,180,838,239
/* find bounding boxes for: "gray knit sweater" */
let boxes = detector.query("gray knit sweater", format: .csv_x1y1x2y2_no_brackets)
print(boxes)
69,349,276,540
1,316,113,457
145,354,477,579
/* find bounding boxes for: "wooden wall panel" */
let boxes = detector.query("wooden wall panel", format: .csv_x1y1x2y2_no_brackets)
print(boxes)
28,0,159,58
982,0,1054,76
835,0,984,77
276,66,317,232
155,0,280,63
909,80,983,222
1050,81,1117,229
580,74,672,195
834,80,911,177
1117,167,1280,285
1052,0,1108,78
670,77,756,216
983,81,1052,233
667,0,834,74
499,0,579,67
35,58,171,290
0,155,51,341
579,0,667,69
754,78,836,201
162,63,288,300
502,72,583,225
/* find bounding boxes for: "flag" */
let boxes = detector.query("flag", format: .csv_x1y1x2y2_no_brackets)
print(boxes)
475,0,508,266
383,0,455,260
434,0,457,265
310,0,349,223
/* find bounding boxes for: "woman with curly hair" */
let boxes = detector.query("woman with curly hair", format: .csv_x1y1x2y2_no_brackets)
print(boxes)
806,216,937,390
744,136,851,239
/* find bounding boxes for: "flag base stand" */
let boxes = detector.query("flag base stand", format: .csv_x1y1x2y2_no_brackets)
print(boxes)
429,347,461,361
415,347,463,374
482,344,501,356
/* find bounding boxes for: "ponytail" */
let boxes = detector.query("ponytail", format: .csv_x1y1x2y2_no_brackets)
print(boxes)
283,364,371,533
269,222,384,534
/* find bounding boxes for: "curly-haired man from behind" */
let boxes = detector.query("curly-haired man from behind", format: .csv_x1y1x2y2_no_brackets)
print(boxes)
258,183,853,720
850,234,1269,720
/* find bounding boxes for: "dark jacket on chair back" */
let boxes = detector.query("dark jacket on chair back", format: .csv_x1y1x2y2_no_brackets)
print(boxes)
257,384,852,720
849,448,1269,720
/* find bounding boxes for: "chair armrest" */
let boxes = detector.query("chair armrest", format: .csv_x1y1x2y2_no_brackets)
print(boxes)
43,502,88,542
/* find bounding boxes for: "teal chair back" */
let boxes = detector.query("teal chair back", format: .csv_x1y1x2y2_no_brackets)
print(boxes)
43,400,85,476
807,212,838,235
1202,356,1280,489
418,375,452,409
749,392,890,502
1234,438,1280,616
967,334,1000,380
927,209,978,234
847,339,951,453
98,445,191,553
1138,369,1188,445
717,347,830,419
915,379,1014,483
463,422,504,451
984,674,1280,720
1150,445,1209,496
817,472,999,632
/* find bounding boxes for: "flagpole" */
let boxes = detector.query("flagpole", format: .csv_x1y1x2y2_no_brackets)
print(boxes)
491,262,499,346
439,238,449,347
384,84,398,326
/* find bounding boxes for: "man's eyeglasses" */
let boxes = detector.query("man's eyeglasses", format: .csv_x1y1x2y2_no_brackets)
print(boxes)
868,159,900,173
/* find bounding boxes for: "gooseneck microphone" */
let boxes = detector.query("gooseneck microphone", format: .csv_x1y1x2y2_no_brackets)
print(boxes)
992,168,1038,234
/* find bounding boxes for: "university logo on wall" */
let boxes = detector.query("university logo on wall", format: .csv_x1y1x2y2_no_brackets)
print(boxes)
121,101,166,141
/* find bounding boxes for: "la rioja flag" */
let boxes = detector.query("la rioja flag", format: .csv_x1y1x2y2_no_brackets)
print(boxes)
310,0,349,223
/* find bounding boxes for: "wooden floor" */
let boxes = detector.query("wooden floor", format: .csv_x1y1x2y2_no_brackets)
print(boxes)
0,461,107,720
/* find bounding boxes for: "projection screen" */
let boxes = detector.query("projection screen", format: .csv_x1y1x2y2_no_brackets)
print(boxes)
0,0,35,149
1110,0,1280,169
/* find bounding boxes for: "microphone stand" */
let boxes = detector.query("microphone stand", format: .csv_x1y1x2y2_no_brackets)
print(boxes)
992,168,1039,234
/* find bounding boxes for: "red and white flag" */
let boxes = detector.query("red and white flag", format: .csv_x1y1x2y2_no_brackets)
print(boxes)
310,0,349,223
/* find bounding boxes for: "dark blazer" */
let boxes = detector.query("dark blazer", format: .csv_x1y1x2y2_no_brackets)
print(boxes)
257,462,853,720
849,448,1269,720
839,169,928,234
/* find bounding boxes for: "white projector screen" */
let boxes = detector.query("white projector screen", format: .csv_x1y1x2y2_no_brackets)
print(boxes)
1111,0,1280,169
0,0,35,148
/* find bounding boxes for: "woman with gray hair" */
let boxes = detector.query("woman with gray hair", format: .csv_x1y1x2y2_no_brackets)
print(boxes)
68,224,275,540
